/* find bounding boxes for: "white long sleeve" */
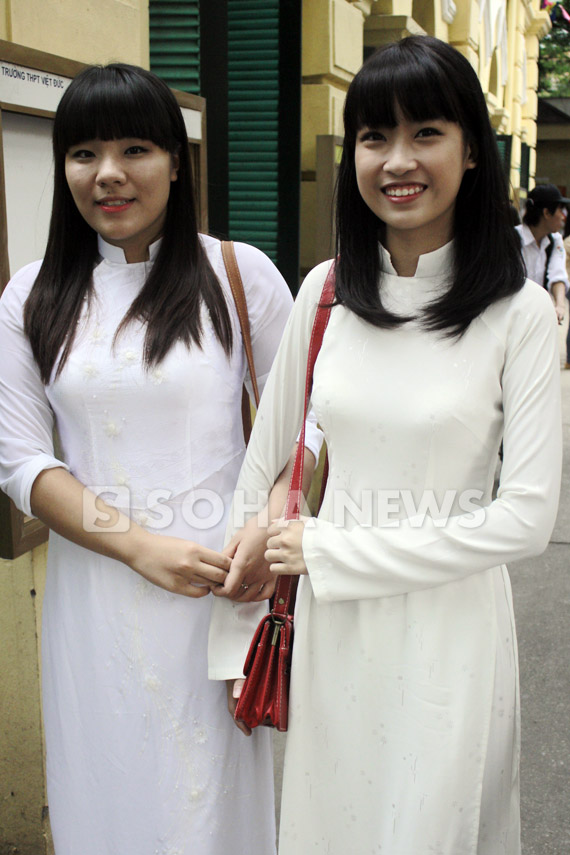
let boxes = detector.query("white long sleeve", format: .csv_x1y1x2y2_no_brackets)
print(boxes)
208,261,328,678
210,244,562,640
0,260,69,516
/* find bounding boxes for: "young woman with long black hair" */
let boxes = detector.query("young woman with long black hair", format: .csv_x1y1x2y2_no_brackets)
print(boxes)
0,64,321,854
212,36,563,854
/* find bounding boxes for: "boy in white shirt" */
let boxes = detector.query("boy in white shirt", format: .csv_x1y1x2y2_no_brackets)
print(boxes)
515,183,570,323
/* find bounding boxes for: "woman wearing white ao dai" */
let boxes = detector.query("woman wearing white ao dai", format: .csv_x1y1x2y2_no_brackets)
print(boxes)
0,236,323,855
209,242,562,854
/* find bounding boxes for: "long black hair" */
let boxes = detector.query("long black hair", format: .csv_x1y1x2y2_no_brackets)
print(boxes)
24,63,232,384
335,36,525,336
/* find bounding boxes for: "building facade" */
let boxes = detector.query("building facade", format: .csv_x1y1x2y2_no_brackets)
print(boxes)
536,97,570,195
300,0,551,269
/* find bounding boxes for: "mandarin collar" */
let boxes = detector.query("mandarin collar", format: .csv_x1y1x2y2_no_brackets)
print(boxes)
97,235,162,264
380,240,454,279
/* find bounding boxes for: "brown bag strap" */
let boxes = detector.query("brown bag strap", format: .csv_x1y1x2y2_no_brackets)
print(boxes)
221,241,259,444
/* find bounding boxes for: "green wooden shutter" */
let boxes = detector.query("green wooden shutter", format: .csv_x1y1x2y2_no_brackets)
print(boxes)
495,134,512,181
227,0,279,260
520,143,530,192
149,0,200,94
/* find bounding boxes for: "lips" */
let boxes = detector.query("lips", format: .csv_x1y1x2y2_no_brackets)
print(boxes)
96,197,135,212
382,184,426,200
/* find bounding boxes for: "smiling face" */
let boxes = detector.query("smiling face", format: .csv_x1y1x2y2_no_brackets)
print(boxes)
354,108,476,255
65,138,179,262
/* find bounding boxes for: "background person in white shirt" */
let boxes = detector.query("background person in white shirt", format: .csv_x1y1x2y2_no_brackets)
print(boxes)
515,183,570,323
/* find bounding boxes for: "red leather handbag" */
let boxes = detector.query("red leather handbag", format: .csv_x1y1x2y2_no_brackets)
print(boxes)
234,264,335,732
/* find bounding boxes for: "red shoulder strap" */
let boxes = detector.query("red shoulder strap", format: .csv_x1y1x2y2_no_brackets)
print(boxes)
272,263,336,620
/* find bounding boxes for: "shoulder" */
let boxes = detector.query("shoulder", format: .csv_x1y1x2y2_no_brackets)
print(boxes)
200,235,293,331
511,277,555,315
0,259,43,322
480,278,556,344
504,278,555,323
545,233,568,283
267,258,336,339
200,233,279,279
514,224,532,248
550,231,565,255
200,234,288,291
296,259,335,310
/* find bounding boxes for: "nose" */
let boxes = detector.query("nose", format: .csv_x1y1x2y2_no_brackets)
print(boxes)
383,140,417,176
96,154,126,187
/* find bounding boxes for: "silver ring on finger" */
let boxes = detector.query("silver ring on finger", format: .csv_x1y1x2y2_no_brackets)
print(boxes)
241,584,249,590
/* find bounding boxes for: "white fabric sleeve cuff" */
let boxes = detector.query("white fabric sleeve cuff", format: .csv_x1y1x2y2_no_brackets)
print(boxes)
3,455,69,518
300,412,324,463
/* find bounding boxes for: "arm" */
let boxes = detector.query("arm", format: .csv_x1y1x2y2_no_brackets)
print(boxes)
212,241,322,602
0,265,71,514
0,268,229,597
208,260,332,680
299,287,562,603
551,281,566,323
30,468,230,596
231,241,323,462
547,235,569,322
214,442,317,601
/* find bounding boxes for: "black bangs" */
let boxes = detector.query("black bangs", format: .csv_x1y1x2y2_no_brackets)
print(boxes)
345,38,469,140
53,64,178,156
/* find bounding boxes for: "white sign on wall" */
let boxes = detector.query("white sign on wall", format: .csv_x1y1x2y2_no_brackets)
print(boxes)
0,61,70,112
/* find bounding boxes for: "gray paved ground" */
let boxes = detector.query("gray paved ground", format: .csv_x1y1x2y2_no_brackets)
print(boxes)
273,339,570,851
510,359,570,855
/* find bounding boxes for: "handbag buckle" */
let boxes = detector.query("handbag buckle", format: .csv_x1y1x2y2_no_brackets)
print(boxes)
270,616,285,646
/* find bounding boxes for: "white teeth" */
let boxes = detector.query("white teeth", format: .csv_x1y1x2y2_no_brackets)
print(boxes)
385,186,423,197
101,200,130,206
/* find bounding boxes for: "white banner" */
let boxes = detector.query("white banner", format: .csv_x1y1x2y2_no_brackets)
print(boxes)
0,61,70,113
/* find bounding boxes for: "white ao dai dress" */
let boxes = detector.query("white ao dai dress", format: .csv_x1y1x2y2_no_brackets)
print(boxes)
0,235,322,855
209,242,562,855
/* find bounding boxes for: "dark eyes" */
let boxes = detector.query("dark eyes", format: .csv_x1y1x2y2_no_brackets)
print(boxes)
358,130,385,143
358,126,443,142
124,145,148,155
68,144,150,159
415,127,442,138
70,149,94,159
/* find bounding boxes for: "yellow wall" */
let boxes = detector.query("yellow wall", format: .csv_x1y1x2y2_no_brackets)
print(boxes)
0,546,49,855
301,0,365,271
301,0,551,271
0,4,149,852
0,0,149,67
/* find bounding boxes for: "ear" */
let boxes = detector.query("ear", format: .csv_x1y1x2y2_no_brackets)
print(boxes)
465,143,477,171
170,153,180,181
